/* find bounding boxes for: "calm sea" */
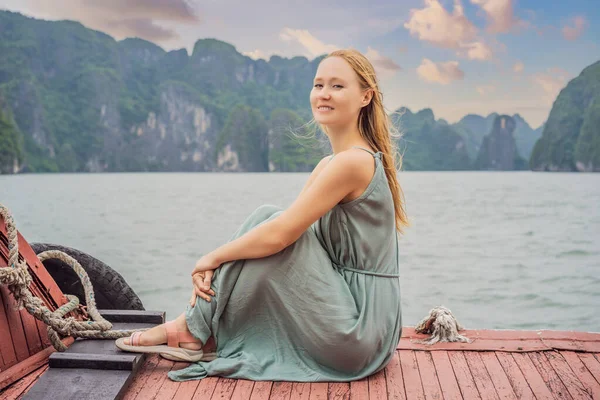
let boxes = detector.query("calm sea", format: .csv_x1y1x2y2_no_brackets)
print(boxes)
2,171,599,332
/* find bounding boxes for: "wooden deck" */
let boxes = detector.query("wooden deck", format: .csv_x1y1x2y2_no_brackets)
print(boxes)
5,327,599,400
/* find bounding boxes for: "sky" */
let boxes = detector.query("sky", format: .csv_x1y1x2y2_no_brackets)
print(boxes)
0,0,598,128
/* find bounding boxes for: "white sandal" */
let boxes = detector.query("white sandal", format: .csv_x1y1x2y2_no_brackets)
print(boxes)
115,320,216,362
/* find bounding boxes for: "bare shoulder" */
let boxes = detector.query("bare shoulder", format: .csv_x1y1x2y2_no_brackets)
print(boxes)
326,149,376,184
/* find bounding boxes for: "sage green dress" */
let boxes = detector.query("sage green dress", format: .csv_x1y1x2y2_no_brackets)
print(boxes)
169,146,402,382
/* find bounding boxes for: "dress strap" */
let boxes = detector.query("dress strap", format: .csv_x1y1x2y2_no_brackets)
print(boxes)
351,146,376,156
329,146,381,162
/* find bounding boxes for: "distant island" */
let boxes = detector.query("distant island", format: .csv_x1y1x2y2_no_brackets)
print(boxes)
0,10,598,173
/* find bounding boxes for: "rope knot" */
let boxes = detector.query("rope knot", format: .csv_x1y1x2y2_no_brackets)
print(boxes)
413,305,471,345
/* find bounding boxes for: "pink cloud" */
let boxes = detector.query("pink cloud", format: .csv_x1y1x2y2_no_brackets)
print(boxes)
417,59,464,84
404,0,495,61
404,0,477,49
562,16,587,41
22,0,199,43
532,67,570,104
470,0,521,33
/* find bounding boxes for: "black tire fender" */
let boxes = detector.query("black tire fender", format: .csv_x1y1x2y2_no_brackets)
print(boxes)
30,243,144,310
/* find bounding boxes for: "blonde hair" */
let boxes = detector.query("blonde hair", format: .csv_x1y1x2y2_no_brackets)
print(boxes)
324,49,409,234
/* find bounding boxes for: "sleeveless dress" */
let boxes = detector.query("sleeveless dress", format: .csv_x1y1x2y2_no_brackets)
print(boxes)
168,146,402,382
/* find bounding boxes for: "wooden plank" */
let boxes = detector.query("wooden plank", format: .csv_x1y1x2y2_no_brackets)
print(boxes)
0,286,18,368
172,378,201,400
511,352,554,399
399,339,549,352
414,351,442,400
447,351,481,399
430,351,462,400
133,358,174,399
192,377,220,400
122,354,161,400
495,352,535,400
210,377,237,400
328,382,350,400
400,328,600,342
398,350,425,400
349,379,368,400
578,354,600,385
249,381,272,400
384,351,407,400
464,352,499,400
528,352,573,399
545,351,591,399
19,309,43,356
1,285,30,363
559,352,600,399
230,380,254,400
269,381,292,400
35,319,51,348
290,383,310,400
154,362,189,400
479,353,517,399
309,382,328,400
0,287,33,362
0,364,48,400
368,369,387,400
0,337,72,391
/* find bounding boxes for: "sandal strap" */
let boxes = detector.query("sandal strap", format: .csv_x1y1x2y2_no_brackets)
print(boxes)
165,320,200,348
131,331,143,347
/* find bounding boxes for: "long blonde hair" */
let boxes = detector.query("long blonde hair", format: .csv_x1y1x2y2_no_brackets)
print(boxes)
324,49,410,234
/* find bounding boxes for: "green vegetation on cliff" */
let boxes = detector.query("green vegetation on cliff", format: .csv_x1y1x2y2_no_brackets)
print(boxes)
530,60,600,171
0,101,23,173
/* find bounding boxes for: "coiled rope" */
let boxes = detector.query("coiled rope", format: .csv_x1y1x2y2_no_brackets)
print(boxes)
0,203,145,351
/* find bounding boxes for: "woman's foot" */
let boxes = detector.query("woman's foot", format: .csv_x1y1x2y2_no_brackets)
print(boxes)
123,312,202,351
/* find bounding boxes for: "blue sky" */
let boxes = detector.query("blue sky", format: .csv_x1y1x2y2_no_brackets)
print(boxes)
1,0,598,127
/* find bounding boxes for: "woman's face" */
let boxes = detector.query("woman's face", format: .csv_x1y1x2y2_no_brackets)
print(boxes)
310,56,369,128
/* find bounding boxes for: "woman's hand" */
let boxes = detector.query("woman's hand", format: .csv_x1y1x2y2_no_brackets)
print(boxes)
189,254,220,307
189,271,215,306
192,253,221,275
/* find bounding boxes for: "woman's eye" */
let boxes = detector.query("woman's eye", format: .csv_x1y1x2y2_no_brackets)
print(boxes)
333,85,343,89
314,84,322,88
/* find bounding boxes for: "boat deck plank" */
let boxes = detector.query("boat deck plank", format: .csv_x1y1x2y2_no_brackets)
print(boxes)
0,364,48,400
561,351,600,398
494,352,535,400
6,329,600,399
231,379,255,400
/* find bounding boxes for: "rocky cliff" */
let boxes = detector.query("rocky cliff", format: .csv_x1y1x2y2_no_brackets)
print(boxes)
474,115,527,170
530,60,600,172
0,10,325,173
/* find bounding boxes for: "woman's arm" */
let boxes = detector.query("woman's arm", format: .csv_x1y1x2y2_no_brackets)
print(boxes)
205,150,371,266
205,155,332,266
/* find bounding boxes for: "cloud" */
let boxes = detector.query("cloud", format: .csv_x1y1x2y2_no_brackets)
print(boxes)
417,59,464,84
22,0,199,43
532,67,570,104
279,28,339,58
404,0,477,48
562,16,587,41
476,84,496,95
243,49,271,60
365,47,402,79
513,61,524,73
470,0,521,33
403,0,494,61
461,41,493,60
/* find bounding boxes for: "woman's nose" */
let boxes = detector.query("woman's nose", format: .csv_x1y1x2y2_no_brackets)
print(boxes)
318,89,331,99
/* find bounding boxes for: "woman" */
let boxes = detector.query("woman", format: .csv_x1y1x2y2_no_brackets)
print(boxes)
116,48,409,382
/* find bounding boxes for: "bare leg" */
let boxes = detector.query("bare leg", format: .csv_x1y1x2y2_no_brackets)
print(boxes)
124,312,202,350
